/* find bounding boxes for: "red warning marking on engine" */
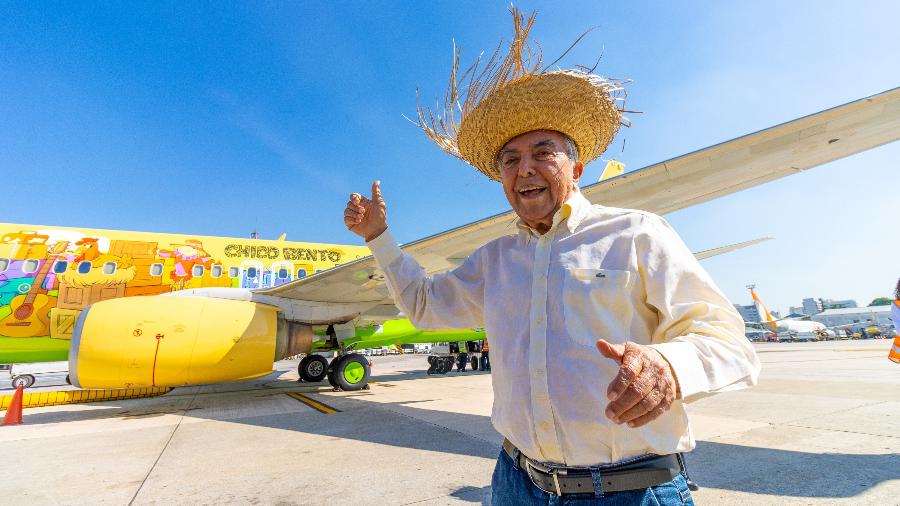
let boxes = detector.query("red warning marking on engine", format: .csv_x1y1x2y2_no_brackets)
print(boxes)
151,333,165,386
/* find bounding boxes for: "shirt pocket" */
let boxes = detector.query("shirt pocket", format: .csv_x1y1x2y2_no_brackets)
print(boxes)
562,268,634,347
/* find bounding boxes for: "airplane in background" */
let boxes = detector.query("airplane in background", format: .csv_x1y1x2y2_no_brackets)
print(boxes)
52,87,900,392
746,286,828,342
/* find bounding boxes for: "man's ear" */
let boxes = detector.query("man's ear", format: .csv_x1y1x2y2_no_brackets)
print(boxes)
572,160,585,185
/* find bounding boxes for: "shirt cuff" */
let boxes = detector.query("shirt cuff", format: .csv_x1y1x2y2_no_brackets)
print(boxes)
649,341,708,400
365,228,402,267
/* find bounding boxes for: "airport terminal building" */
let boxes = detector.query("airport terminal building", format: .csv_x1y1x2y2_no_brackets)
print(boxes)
811,305,892,328
734,303,761,323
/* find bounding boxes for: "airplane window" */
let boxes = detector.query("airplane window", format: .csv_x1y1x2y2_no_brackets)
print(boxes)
228,266,239,278
103,262,116,275
192,265,204,277
53,261,68,274
150,263,164,277
23,259,39,274
0,258,8,272
78,261,92,274
246,267,258,279
296,269,306,279
277,268,289,279
315,269,323,274
210,265,223,278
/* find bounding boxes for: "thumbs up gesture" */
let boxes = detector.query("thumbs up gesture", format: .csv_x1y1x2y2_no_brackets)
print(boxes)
596,339,680,428
345,180,388,242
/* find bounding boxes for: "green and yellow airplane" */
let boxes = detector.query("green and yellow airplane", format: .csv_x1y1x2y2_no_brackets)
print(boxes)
9,87,897,393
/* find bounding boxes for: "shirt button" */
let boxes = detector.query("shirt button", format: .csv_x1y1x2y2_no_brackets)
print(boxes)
535,368,545,377
535,316,544,324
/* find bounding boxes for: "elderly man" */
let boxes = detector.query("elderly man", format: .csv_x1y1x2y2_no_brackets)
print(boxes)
343,10,759,506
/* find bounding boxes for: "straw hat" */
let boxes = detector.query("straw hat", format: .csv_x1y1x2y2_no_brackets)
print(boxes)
414,9,628,181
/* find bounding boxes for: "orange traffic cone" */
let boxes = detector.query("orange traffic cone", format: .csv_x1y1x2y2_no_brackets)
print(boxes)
889,335,900,364
2,385,24,426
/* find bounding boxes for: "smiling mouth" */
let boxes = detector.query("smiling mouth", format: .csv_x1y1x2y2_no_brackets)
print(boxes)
518,186,547,198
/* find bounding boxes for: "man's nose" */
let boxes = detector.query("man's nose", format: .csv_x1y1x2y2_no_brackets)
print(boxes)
517,159,537,178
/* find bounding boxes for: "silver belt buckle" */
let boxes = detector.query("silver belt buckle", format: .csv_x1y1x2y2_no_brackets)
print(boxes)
525,458,567,496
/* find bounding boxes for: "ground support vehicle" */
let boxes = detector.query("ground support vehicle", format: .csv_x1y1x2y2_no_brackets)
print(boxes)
425,341,485,375
6,361,69,388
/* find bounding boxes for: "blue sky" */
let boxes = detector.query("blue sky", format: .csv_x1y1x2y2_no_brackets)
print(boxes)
2,1,898,313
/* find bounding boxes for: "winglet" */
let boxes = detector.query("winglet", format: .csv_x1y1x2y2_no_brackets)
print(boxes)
277,233,287,241
599,160,625,182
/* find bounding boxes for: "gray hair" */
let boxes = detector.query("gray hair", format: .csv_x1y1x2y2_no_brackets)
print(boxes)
562,135,579,162
496,134,580,172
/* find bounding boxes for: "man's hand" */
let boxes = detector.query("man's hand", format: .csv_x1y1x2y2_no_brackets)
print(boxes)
344,180,388,242
596,339,679,428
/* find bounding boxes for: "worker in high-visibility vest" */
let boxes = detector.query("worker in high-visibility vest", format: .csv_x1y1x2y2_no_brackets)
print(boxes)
890,278,900,364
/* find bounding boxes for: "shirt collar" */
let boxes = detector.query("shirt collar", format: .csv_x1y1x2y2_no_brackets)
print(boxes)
515,191,592,237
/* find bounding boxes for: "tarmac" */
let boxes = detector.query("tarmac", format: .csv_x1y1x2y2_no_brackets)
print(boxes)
1,339,898,505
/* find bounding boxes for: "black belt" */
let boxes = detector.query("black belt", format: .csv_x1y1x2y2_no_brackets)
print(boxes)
502,439,680,496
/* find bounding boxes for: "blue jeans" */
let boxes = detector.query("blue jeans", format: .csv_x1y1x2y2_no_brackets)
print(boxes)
491,449,694,505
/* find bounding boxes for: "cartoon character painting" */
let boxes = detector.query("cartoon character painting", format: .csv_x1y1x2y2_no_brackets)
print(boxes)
0,224,368,364
0,230,228,362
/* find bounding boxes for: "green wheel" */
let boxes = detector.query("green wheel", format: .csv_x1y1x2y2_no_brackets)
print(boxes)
343,361,365,383
333,354,371,391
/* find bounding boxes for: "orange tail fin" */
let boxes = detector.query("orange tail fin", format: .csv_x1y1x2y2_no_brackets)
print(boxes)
750,289,777,329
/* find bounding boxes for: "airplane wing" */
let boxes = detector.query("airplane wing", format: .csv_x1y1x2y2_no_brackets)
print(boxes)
692,237,773,261
253,87,900,322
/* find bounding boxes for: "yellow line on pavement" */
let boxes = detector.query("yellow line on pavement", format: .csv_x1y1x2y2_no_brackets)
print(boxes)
285,392,340,414
0,387,171,409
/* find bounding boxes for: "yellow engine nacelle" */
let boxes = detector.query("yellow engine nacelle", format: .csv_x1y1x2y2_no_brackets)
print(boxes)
69,296,313,389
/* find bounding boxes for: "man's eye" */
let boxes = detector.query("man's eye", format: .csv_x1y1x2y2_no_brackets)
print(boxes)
535,150,554,160
503,157,519,166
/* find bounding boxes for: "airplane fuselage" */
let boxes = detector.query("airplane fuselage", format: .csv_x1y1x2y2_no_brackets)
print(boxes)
0,223,370,364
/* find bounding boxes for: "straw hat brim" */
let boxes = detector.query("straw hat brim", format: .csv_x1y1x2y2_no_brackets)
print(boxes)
456,71,621,181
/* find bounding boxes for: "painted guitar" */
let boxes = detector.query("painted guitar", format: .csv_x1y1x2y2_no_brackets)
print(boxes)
0,241,69,338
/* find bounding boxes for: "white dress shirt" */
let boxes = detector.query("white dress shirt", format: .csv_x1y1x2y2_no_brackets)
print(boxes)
367,191,760,466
